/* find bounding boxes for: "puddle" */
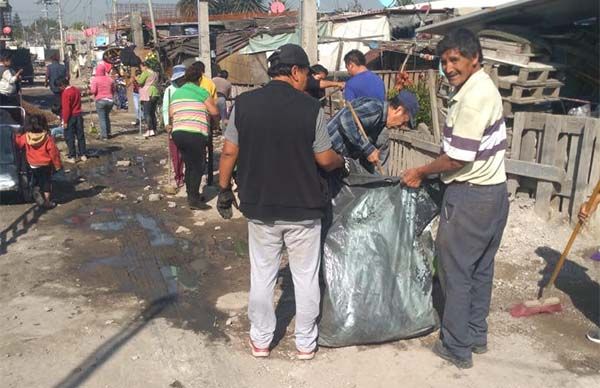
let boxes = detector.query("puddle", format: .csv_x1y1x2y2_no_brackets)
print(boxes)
65,207,177,247
90,221,126,231
135,214,176,246
67,206,241,337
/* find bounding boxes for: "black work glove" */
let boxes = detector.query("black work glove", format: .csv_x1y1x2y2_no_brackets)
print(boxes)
217,187,235,220
342,157,352,178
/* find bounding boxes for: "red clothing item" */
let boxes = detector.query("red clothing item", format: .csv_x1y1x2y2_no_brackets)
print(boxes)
61,85,82,122
15,132,62,170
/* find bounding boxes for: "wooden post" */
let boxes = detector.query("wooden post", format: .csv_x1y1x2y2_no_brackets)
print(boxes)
300,0,318,65
427,69,441,144
131,12,144,50
130,12,144,121
572,118,597,220
507,112,526,197
534,114,560,219
334,39,344,74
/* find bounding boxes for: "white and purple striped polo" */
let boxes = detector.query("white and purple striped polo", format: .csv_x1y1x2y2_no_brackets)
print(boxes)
441,69,507,185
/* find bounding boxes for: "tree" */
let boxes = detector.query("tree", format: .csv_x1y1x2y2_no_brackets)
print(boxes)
25,18,60,48
177,0,268,16
335,0,363,13
71,21,87,31
12,13,24,41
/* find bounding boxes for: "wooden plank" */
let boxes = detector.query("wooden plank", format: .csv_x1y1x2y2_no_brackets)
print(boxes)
572,118,597,220
498,75,563,89
517,67,551,83
588,120,600,193
561,116,586,135
503,95,560,104
552,132,569,210
534,115,561,219
427,70,441,145
520,129,538,162
479,37,531,54
483,50,533,66
524,113,547,131
505,159,566,183
507,112,527,196
389,132,440,155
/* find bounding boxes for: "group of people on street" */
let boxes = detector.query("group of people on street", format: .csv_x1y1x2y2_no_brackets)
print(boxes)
6,23,597,368
212,28,516,368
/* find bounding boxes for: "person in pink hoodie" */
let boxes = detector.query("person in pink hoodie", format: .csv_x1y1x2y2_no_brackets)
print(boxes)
90,62,115,140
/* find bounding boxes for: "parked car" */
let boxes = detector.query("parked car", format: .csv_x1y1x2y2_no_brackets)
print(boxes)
0,106,31,203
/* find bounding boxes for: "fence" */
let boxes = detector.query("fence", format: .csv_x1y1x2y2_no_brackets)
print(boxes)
388,111,600,222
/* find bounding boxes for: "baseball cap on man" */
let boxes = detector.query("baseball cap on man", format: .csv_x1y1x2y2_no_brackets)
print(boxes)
395,90,419,128
268,44,310,67
171,64,186,81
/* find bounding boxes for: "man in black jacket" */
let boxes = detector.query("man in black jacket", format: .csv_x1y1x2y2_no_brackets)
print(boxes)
217,44,344,360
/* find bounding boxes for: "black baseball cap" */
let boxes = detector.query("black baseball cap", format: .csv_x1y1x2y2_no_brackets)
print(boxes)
268,44,310,67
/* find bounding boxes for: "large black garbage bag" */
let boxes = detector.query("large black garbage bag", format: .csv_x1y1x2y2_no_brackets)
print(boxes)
318,162,442,347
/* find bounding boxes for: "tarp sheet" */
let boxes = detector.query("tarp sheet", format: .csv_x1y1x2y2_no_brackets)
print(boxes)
240,16,390,72
319,162,441,347
240,23,330,54
318,15,390,71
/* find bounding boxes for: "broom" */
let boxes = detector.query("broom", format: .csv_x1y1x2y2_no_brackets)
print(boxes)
510,179,600,317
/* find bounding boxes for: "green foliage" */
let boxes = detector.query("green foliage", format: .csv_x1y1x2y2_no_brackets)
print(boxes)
12,13,24,41
177,0,268,15
71,21,87,31
388,81,432,128
25,17,60,48
335,0,363,12
144,51,161,72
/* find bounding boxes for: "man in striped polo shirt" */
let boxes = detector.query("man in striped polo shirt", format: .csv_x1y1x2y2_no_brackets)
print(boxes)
403,28,509,369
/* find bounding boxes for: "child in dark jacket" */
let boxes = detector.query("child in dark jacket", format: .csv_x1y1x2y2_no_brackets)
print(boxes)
58,77,87,162
15,114,62,208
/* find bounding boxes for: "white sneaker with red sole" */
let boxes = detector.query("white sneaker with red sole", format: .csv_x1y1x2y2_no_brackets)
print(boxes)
297,349,316,360
248,339,270,358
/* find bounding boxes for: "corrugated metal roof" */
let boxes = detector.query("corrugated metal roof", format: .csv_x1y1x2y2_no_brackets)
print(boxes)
416,0,599,35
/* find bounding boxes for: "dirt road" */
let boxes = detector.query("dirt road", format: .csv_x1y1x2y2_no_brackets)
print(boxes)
0,84,598,388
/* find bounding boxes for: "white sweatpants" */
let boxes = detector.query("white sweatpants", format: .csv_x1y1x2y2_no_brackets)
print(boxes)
247,219,322,352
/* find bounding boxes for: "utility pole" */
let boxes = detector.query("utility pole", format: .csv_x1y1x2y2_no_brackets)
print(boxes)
197,0,211,76
146,0,158,46
57,0,65,62
41,0,50,49
300,0,318,65
112,0,118,43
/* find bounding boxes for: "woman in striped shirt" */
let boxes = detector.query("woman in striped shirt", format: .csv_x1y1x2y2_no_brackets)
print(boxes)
169,61,219,210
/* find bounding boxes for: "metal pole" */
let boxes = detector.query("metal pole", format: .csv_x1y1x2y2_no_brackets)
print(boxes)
112,0,118,43
57,0,65,62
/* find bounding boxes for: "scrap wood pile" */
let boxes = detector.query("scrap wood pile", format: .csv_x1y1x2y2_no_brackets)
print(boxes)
21,100,60,126
437,25,599,155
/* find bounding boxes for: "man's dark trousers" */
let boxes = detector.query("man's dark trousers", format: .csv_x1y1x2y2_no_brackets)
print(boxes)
65,115,87,158
436,181,509,361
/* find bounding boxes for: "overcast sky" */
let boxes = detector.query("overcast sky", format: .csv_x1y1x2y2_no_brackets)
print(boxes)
11,0,389,26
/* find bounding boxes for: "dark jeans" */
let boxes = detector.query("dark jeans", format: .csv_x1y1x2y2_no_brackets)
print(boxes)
96,99,113,139
65,115,87,158
0,94,22,123
437,181,509,360
171,131,207,200
32,165,53,193
143,96,159,132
